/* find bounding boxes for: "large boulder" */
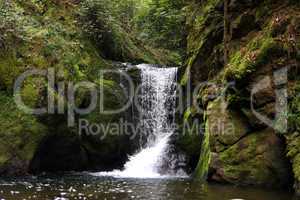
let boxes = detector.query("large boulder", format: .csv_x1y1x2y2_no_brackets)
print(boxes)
193,98,292,187
208,128,292,188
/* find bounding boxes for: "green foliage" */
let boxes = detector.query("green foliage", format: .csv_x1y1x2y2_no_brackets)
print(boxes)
224,35,284,81
135,0,185,54
288,82,300,132
79,0,173,64
286,133,300,188
79,0,113,43
80,0,186,63
0,52,21,91
110,0,139,31
0,1,27,56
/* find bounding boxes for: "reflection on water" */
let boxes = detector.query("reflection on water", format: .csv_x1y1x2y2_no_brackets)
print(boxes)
0,173,297,200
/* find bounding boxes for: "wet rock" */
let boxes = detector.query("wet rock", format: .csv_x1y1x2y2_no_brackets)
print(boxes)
172,106,204,174
208,129,292,188
206,98,250,153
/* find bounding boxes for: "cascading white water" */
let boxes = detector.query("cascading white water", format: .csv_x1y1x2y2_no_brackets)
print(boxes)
93,64,184,178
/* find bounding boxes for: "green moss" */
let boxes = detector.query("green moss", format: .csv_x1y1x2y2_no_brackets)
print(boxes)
286,133,300,193
183,106,198,122
215,129,291,187
288,82,300,131
224,35,284,81
180,64,191,86
180,0,222,85
0,53,21,91
204,98,249,152
177,124,202,164
194,117,211,181
0,92,47,167
178,133,202,161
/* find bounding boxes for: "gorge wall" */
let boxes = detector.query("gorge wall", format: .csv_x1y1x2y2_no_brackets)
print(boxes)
180,0,300,193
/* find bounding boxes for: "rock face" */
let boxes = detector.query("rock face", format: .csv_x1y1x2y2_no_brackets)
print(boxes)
209,129,291,187
181,0,300,191
206,98,250,153
0,1,168,175
172,106,203,174
206,99,292,187
194,98,292,188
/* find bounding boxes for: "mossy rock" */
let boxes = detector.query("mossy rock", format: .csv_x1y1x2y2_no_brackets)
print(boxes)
183,0,300,192
194,118,211,181
286,132,300,195
0,92,47,175
76,79,136,171
175,108,203,173
224,35,286,82
223,7,300,83
180,0,223,85
208,128,292,188
231,12,259,40
206,98,250,152
29,79,134,173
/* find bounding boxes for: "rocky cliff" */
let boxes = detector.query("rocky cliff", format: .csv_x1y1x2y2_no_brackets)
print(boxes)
181,0,300,193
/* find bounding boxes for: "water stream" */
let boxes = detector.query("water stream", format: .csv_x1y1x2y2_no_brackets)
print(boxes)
0,174,295,200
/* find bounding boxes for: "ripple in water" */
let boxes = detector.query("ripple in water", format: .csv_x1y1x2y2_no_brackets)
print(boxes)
0,174,295,200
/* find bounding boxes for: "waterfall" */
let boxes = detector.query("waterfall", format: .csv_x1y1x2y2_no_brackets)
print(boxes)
137,64,177,147
119,64,178,178
93,64,186,178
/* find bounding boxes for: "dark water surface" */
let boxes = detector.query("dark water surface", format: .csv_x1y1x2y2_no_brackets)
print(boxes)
0,173,296,200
